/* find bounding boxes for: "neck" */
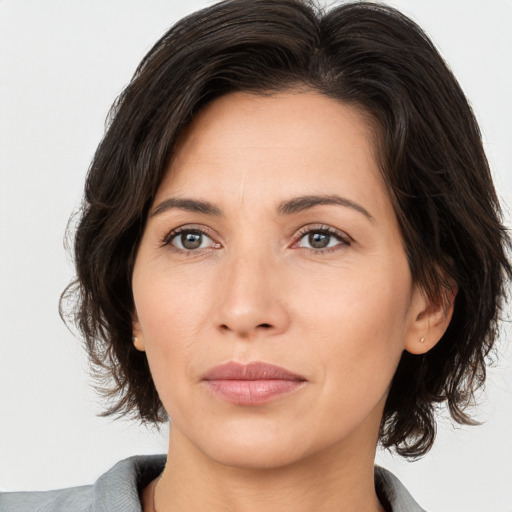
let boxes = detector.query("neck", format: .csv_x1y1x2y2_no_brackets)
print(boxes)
151,427,384,512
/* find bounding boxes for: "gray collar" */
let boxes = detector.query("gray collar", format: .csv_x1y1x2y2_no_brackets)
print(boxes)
375,465,426,512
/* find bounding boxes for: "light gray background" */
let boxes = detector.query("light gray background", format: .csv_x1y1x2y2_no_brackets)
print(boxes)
0,1,511,510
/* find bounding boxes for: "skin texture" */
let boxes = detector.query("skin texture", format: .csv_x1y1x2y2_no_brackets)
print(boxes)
132,91,452,512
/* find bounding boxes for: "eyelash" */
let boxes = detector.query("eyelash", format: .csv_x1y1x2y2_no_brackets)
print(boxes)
161,224,351,255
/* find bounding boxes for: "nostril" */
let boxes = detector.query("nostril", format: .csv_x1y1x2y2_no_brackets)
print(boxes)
258,323,272,329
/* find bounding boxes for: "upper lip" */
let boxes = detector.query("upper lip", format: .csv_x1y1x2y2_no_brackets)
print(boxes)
203,361,306,381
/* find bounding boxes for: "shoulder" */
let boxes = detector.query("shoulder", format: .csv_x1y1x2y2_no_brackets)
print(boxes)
0,454,166,512
375,466,426,512
0,485,93,512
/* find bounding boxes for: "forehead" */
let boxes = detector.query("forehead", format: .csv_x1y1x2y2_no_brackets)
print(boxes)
157,90,387,213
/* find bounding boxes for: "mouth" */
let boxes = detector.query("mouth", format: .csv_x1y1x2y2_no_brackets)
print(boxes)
202,361,307,405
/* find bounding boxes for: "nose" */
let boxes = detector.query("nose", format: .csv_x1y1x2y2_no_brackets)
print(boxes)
214,250,290,339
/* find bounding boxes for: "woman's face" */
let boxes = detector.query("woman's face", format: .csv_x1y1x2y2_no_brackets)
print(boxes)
132,91,427,469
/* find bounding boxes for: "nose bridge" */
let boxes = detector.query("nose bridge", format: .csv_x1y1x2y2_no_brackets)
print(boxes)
215,237,289,337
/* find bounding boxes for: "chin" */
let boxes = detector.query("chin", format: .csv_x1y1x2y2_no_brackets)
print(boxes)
186,415,355,472
205,438,310,470
181,416,316,470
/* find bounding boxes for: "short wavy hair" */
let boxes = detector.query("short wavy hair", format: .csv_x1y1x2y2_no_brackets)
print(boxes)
63,0,511,458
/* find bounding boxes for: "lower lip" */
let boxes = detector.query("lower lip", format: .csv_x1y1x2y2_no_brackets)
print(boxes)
204,379,305,405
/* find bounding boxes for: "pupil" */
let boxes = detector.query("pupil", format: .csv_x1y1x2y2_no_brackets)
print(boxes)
182,232,202,249
309,232,329,249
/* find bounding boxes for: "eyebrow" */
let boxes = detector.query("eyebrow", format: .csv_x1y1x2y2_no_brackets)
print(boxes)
277,194,374,221
151,194,373,221
151,198,222,217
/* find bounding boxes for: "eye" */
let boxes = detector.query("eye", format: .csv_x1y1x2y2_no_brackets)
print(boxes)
295,226,350,252
165,228,217,251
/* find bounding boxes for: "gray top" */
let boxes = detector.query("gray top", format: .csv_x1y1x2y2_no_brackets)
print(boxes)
0,455,425,512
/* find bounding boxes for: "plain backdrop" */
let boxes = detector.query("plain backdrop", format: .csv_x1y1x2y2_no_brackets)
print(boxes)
0,1,511,511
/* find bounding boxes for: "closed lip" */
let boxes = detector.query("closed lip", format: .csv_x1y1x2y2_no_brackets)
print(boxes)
202,361,307,405
202,361,306,382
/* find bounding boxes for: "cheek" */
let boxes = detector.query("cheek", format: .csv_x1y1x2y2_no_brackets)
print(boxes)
132,264,216,384
131,283,203,426
300,258,411,334
295,260,412,398
134,252,210,328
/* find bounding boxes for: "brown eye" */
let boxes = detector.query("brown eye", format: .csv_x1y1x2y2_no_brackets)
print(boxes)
170,230,212,250
296,228,349,252
308,232,330,249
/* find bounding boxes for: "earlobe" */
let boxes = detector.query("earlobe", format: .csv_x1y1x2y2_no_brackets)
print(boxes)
132,316,146,352
133,335,145,351
404,283,457,355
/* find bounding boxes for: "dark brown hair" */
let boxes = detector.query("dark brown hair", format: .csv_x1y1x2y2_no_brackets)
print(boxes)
63,0,511,458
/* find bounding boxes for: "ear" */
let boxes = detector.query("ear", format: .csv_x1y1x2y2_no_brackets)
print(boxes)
132,313,146,352
404,283,457,355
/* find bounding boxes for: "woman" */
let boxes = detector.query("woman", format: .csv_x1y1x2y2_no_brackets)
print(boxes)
1,1,510,511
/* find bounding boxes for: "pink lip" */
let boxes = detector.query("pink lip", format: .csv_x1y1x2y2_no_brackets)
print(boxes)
202,362,307,405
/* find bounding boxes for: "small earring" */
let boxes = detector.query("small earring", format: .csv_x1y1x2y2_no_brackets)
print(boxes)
133,336,139,345
420,337,426,343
